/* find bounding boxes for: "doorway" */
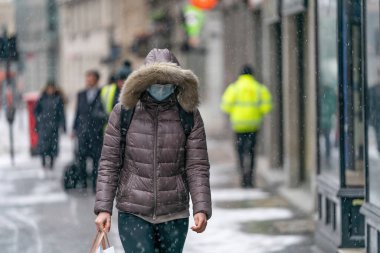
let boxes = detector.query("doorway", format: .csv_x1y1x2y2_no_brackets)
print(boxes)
268,22,284,169
283,12,306,186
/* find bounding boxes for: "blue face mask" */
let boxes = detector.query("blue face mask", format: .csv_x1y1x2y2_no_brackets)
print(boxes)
147,84,175,102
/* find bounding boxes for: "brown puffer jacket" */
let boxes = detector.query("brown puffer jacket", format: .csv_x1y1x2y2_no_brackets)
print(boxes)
94,49,212,221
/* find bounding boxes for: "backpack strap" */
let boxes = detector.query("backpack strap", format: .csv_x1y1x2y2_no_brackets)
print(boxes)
177,103,194,138
119,105,135,169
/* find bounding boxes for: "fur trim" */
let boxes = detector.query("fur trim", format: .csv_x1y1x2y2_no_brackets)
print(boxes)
120,62,199,112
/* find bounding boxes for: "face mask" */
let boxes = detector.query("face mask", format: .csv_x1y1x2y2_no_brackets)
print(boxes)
147,84,175,102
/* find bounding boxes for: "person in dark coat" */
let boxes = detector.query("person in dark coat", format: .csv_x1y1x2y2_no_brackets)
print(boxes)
72,70,107,191
34,81,66,169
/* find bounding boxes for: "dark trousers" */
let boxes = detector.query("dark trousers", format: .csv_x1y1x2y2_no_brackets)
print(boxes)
41,155,54,169
118,212,189,253
77,153,99,190
235,132,257,188
77,136,102,190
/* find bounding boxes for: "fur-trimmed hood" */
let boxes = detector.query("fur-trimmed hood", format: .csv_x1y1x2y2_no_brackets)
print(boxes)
120,49,200,112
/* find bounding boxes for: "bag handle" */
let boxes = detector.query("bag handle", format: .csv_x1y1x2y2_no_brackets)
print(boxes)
89,231,110,253
103,232,110,248
89,232,100,253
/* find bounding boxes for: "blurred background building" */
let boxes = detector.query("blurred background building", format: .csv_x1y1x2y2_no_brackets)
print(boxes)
14,0,59,92
57,0,151,99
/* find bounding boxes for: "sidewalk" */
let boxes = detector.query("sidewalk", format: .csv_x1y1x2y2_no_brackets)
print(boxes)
0,109,316,252
194,138,316,253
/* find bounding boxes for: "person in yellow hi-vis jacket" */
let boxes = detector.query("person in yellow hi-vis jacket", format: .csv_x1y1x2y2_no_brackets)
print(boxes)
101,61,132,115
221,65,272,188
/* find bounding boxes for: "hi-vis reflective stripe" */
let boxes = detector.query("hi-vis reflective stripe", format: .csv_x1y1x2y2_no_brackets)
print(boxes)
222,101,262,108
232,119,262,127
235,101,262,107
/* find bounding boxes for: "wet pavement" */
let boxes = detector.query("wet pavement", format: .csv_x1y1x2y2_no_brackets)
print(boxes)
0,112,316,253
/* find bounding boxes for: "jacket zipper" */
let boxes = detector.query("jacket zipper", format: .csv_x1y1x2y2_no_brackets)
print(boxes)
153,107,159,220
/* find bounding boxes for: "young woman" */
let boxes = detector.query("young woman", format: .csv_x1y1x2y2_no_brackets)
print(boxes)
94,49,212,252
34,81,66,169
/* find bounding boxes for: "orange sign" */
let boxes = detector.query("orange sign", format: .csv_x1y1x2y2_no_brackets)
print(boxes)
190,0,218,10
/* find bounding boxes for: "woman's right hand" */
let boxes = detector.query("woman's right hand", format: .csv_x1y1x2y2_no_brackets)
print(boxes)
95,212,111,232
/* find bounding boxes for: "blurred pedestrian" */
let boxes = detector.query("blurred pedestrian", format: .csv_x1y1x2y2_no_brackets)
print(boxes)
94,49,212,253
221,65,272,188
108,73,117,86
34,81,66,169
72,70,107,192
101,62,132,115
119,60,132,77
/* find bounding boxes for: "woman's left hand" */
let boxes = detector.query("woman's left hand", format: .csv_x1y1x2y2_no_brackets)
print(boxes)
191,212,207,233
95,212,111,232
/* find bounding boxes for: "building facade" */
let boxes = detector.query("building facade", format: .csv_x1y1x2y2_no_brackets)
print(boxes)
219,0,380,252
57,0,150,99
14,0,59,92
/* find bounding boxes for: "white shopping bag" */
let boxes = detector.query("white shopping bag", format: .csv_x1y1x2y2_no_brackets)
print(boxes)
103,246,115,253
96,246,115,253
90,231,115,253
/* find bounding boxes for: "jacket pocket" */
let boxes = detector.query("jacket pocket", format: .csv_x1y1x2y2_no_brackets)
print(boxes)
118,172,134,199
176,175,189,203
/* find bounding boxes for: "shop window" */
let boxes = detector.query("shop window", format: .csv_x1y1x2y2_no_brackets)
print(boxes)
317,0,339,180
365,0,380,206
344,0,365,187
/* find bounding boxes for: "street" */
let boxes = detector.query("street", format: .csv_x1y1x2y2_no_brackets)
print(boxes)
0,110,315,253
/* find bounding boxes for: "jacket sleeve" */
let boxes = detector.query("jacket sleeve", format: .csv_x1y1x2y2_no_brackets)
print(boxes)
186,110,212,219
94,104,122,215
220,84,236,114
260,85,273,115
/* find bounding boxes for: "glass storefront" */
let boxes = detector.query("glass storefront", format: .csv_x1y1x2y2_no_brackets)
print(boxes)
344,0,364,187
317,0,365,187
316,1,366,250
365,0,380,207
317,0,339,180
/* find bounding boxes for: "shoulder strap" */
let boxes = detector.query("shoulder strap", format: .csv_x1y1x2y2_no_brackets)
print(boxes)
177,103,194,138
119,105,135,169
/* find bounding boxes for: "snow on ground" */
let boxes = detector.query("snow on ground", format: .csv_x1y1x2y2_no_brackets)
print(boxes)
185,188,305,253
211,188,270,202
